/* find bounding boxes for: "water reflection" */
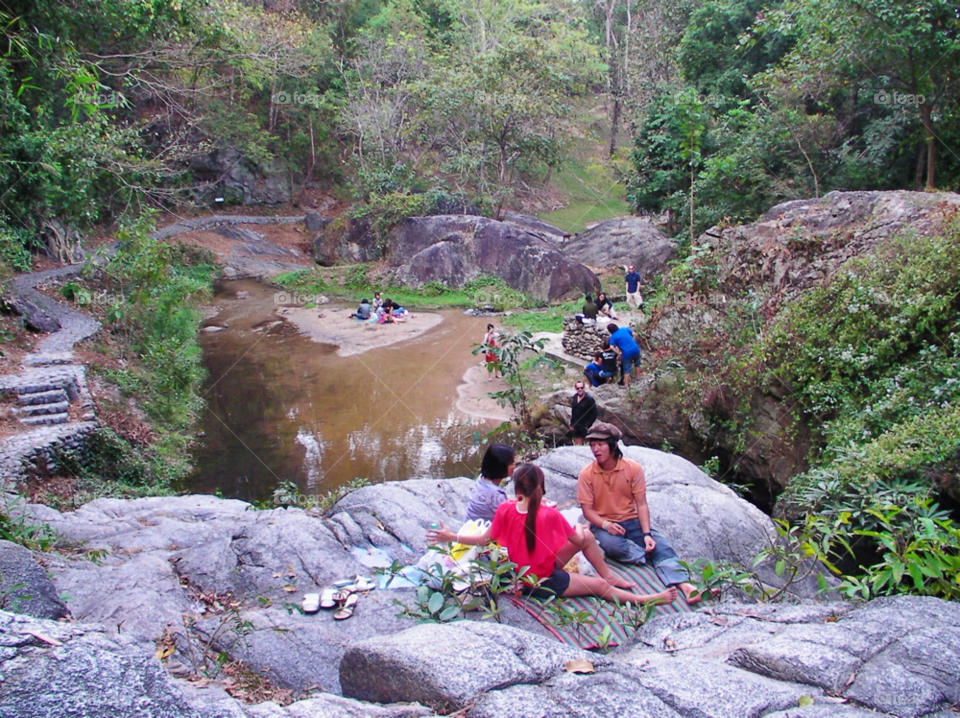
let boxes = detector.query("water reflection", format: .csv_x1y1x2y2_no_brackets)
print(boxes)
184,280,496,503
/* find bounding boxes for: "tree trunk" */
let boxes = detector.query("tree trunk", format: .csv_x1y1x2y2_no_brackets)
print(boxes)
919,102,936,189
914,139,926,191
608,96,620,157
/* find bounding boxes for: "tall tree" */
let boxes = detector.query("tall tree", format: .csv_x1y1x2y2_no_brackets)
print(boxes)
759,0,960,189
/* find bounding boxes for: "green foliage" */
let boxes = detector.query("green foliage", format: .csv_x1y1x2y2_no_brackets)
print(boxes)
843,507,960,601
0,497,58,551
102,212,214,431
387,545,536,624
473,330,553,429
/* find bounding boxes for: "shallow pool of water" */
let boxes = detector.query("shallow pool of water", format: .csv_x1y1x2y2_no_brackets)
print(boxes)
183,279,499,503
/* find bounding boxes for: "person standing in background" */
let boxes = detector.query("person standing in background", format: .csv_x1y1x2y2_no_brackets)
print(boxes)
624,265,643,313
482,323,501,379
570,381,598,445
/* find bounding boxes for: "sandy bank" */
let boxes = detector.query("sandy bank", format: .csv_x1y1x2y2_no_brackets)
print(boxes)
279,305,444,357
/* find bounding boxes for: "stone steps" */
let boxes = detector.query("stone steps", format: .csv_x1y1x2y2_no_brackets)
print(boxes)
18,389,69,406
20,401,70,417
20,412,69,426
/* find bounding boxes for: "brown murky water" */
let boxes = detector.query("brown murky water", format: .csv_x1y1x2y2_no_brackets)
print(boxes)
184,279,499,503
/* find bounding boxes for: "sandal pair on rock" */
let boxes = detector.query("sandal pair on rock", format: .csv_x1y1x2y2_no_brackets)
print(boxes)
301,575,375,618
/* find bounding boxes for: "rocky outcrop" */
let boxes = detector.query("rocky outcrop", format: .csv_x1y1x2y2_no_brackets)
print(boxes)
705,189,960,305
187,148,298,205
0,609,202,718
8,461,960,716
388,215,600,301
573,191,960,497
563,216,677,274
339,596,960,718
340,622,592,711
503,212,569,243
0,540,68,619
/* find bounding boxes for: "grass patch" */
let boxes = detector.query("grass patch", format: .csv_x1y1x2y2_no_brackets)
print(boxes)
538,161,631,234
502,301,580,334
272,267,542,311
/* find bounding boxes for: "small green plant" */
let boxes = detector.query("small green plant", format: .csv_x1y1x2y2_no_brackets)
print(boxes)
840,506,960,601
0,498,58,551
473,330,553,430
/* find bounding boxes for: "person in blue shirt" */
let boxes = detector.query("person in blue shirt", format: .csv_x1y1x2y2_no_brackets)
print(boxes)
583,352,605,387
624,265,643,313
607,323,641,387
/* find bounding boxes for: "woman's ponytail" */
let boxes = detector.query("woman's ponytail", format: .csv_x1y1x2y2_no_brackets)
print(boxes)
514,463,545,553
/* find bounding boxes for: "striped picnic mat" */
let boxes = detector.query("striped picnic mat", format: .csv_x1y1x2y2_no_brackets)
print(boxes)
508,561,696,649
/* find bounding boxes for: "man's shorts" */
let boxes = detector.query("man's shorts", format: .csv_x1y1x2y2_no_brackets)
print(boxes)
621,352,641,374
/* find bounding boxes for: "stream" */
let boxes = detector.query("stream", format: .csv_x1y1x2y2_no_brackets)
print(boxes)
182,279,501,504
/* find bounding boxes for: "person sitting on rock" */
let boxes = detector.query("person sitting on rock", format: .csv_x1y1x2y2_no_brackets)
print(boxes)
570,380,597,445
350,298,371,321
584,352,605,387
373,292,383,313
465,443,515,522
577,422,705,604
596,291,618,320
599,341,619,384
577,294,599,325
429,463,677,605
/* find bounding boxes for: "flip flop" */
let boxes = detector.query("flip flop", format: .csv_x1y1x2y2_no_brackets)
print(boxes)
333,593,359,620
302,593,321,614
352,575,376,592
319,587,338,610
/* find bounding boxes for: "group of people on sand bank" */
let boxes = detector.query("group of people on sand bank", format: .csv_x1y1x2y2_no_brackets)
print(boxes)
348,291,413,323
427,427,707,607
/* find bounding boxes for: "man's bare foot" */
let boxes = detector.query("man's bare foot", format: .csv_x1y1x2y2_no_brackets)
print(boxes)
679,582,718,605
605,574,638,590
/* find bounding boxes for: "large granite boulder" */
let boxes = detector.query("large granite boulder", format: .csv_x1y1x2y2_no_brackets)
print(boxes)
503,211,569,243
563,216,677,275
626,595,960,718
0,609,201,718
340,621,596,711
705,190,960,304
387,215,600,302
188,148,294,205
533,446,806,593
0,539,68,620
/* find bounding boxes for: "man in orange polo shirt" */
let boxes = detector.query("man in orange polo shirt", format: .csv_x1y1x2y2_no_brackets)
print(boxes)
576,422,704,604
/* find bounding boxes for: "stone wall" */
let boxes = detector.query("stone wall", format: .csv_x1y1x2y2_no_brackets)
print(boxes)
561,317,609,361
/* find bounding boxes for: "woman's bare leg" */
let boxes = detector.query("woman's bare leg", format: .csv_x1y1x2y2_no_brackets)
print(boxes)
555,525,637,590
562,573,677,604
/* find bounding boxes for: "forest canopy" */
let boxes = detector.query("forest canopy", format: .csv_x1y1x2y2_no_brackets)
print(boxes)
1,0,958,266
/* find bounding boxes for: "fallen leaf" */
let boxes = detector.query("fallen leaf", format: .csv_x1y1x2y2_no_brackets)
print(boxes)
282,585,297,593
376,520,385,531
272,573,282,578
709,615,729,626
155,644,176,660
825,616,839,622
564,659,595,674
798,696,814,707
16,630,63,647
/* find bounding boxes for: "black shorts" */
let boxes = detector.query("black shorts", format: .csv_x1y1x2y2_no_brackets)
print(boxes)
522,569,571,600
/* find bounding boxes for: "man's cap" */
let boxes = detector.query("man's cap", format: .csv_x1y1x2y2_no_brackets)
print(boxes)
585,422,622,441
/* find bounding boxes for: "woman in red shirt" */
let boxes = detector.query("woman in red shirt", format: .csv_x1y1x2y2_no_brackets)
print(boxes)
428,464,677,604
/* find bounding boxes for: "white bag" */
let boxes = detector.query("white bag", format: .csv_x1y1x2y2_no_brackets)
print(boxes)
417,519,490,591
